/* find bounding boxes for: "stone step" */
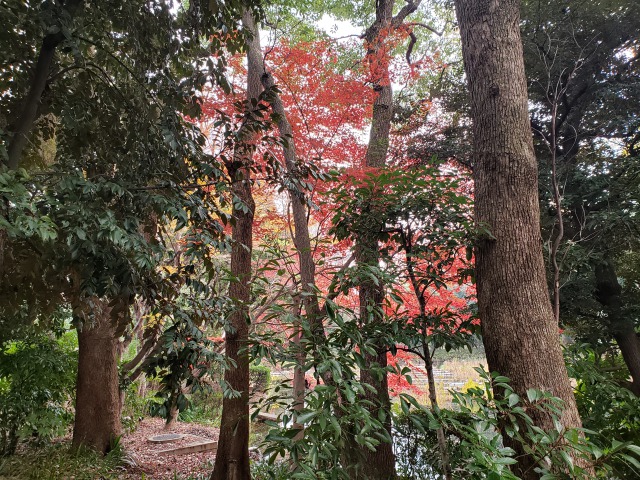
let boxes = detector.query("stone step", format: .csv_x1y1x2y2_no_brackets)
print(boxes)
158,440,218,455
255,411,278,423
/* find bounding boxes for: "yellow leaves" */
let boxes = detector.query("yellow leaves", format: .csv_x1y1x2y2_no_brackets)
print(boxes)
162,265,178,275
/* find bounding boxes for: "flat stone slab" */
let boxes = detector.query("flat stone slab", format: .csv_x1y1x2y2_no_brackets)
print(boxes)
148,433,184,444
255,412,278,422
158,440,218,455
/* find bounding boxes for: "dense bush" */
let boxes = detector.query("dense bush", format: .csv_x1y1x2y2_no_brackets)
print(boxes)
566,345,640,476
395,369,640,479
0,333,77,456
250,364,272,393
394,409,458,480
120,381,151,433
251,460,290,480
178,390,224,426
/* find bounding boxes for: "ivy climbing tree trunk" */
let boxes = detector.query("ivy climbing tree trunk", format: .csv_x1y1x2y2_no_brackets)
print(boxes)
453,0,588,477
72,299,124,454
210,10,260,480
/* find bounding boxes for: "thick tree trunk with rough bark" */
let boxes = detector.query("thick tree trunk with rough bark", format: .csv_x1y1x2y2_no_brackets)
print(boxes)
453,0,586,477
210,11,260,480
72,304,122,454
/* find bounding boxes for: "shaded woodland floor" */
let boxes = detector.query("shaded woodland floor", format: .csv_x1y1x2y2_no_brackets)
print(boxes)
0,419,219,480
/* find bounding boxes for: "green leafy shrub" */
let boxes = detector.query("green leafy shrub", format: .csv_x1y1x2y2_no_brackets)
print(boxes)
566,345,640,476
121,381,152,433
178,390,223,426
0,334,77,456
145,316,223,421
250,364,272,392
252,307,399,480
251,460,290,480
397,369,640,479
393,409,455,480
0,441,123,479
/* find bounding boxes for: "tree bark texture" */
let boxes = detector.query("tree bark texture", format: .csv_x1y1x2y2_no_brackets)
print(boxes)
164,394,179,431
453,0,586,477
72,301,122,454
362,0,394,169
210,11,260,480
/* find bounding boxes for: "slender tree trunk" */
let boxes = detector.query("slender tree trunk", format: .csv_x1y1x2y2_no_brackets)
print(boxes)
259,65,335,394
72,302,122,454
348,1,423,476
165,393,179,431
137,375,147,398
260,30,325,442
5,0,84,170
549,102,564,324
211,149,254,480
290,297,306,437
404,233,451,479
595,259,640,396
453,1,587,477
422,342,451,480
210,11,260,480
615,324,640,396
261,10,390,473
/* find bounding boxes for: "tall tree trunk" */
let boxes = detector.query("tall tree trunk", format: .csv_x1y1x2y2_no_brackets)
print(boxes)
595,259,640,396
72,301,122,454
261,62,322,440
5,0,84,170
349,1,425,477
210,11,260,480
453,0,587,477
357,270,395,480
211,137,255,480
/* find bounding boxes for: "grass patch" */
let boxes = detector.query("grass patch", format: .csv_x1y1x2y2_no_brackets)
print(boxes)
0,440,124,480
